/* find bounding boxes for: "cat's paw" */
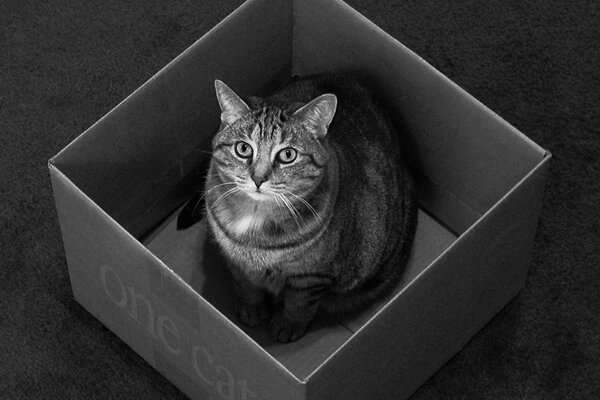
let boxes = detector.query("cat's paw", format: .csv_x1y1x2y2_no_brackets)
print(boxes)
234,299,269,327
269,313,309,343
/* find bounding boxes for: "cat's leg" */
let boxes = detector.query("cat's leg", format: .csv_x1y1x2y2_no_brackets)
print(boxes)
269,273,333,343
229,265,270,327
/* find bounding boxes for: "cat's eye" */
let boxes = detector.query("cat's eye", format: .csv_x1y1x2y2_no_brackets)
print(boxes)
277,148,297,164
234,141,253,159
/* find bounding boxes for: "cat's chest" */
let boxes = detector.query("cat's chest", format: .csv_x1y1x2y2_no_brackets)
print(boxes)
225,204,289,240
229,213,265,236
208,209,285,266
208,201,331,270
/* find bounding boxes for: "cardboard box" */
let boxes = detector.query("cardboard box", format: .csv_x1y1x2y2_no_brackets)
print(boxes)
48,0,551,399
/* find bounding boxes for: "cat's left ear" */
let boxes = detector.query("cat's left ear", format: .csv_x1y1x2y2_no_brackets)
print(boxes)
214,80,251,125
293,94,337,138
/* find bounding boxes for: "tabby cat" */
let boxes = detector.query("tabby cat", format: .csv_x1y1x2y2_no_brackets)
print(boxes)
204,72,417,342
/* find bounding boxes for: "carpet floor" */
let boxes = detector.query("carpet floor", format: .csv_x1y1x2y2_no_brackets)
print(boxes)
1,0,598,399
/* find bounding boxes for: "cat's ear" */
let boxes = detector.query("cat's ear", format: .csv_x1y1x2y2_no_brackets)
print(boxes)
293,94,337,137
214,80,251,125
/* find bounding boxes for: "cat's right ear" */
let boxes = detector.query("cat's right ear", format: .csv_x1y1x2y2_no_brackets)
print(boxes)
214,80,250,125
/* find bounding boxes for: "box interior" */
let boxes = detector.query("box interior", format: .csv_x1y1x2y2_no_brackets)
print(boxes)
50,0,548,384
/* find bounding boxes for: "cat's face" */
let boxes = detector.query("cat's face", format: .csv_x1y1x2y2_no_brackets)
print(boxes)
211,80,337,203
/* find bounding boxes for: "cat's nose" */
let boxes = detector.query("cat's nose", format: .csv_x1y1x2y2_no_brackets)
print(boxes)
252,175,267,189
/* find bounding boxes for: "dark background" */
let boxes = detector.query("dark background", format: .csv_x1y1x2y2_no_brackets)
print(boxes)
1,0,598,399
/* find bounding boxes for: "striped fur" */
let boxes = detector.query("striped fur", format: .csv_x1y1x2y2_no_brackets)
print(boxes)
205,72,417,342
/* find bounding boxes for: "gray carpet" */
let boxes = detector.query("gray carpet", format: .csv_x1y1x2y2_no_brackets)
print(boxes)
1,0,598,399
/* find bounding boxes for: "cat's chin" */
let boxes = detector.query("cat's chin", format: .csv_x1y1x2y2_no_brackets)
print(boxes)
244,191,273,202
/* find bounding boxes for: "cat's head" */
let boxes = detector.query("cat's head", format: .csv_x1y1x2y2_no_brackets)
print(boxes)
210,79,337,203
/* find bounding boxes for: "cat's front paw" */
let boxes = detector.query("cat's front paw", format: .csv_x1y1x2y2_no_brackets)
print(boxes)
269,313,309,343
234,298,269,327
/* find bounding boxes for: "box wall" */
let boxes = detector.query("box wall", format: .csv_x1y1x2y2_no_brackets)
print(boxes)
293,0,545,229
308,154,550,400
53,0,293,238
49,163,305,400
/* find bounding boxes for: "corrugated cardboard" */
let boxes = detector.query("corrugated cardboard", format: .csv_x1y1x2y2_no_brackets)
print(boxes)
48,0,550,399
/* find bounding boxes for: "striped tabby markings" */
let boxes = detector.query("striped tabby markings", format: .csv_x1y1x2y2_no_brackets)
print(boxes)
277,273,335,327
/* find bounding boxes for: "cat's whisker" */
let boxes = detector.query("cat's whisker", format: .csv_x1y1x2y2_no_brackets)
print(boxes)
273,193,283,211
210,187,240,210
276,193,291,219
206,181,238,193
195,149,214,155
278,193,303,228
192,181,237,215
284,190,327,230
286,194,305,228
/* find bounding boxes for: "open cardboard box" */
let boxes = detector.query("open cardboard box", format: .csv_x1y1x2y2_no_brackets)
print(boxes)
48,0,550,399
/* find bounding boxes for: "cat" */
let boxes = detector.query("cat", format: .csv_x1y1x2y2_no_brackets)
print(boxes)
202,72,417,342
